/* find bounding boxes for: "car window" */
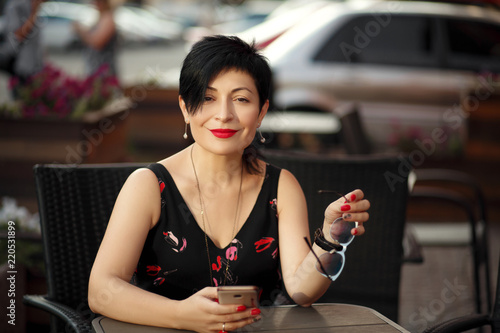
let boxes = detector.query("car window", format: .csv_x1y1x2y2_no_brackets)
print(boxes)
314,14,439,68
444,18,500,72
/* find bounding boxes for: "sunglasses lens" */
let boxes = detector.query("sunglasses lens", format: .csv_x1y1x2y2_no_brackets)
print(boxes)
330,217,356,245
316,252,344,280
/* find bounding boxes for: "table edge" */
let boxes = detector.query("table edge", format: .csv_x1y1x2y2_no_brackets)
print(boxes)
91,303,410,333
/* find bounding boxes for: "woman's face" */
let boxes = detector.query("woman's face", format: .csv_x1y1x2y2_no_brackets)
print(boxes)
180,69,268,156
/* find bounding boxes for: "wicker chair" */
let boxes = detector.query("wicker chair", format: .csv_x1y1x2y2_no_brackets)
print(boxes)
423,254,499,333
409,168,492,315
262,149,410,323
23,163,146,333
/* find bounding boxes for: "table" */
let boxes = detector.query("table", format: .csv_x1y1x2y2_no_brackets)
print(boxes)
260,111,340,134
92,303,410,332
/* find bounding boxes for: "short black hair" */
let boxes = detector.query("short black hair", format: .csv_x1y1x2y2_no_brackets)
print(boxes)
179,35,271,115
179,35,272,174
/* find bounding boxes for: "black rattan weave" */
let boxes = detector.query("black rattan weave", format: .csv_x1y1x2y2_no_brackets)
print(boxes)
263,149,409,323
423,255,499,333
24,163,146,333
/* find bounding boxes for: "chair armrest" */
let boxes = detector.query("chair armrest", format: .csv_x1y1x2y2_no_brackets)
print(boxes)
423,313,490,333
411,169,487,222
410,187,476,224
23,294,93,333
402,224,424,263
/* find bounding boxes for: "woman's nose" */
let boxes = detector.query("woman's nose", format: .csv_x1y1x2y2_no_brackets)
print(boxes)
215,100,234,122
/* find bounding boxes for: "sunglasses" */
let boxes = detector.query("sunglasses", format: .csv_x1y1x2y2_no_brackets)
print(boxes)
304,190,357,281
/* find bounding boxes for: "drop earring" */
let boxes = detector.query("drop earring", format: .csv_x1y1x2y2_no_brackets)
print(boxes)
259,130,266,143
257,124,266,144
183,122,189,140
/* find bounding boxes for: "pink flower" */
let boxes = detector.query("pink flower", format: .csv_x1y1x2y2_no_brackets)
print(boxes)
9,62,121,119
8,77,19,89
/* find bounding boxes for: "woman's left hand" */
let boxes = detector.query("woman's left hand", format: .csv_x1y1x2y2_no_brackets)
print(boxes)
323,189,370,237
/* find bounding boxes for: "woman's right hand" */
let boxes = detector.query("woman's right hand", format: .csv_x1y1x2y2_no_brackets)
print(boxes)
323,189,370,238
176,287,261,333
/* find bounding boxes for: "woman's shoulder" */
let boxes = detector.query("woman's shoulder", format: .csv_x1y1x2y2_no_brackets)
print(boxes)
269,164,301,194
261,160,295,182
153,150,194,192
158,149,189,176
124,167,161,190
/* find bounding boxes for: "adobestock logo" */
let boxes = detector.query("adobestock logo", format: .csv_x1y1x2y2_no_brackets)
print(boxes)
340,2,402,62
384,73,498,193
408,277,468,332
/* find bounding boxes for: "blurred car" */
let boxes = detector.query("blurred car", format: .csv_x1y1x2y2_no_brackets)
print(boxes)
243,0,500,154
37,1,183,50
116,5,183,43
182,0,279,45
38,1,96,49
238,0,331,48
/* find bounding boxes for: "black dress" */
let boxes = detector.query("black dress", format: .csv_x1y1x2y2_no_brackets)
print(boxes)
133,163,283,305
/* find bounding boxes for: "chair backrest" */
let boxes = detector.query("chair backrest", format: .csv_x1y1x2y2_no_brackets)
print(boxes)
337,103,372,155
262,149,410,322
492,254,500,332
34,163,146,312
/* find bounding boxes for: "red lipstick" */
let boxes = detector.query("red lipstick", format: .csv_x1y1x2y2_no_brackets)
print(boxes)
210,129,237,138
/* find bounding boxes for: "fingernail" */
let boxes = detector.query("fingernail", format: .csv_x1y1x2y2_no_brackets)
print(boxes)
251,309,261,315
350,194,356,202
341,204,350,212
353,229,358,235
214,298,219,303
237,305,246,312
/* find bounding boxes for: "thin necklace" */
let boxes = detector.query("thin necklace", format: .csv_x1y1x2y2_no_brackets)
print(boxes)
190,145,243,286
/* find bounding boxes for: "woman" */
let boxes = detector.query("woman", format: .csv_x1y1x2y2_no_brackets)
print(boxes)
88,35,370,333
2,0,47,97
73,0,119,76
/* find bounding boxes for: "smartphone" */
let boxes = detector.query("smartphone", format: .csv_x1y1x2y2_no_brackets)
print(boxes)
217,286,259,308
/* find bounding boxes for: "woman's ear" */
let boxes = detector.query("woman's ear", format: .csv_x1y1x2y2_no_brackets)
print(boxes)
258,100,269,124
179,96,189,123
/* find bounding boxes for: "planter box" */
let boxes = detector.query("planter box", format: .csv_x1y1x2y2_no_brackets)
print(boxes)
0,97,132,164
123,87,190,160
0,97,132,209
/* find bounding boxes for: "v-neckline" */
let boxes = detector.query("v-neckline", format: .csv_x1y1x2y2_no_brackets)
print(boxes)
156,163,268,250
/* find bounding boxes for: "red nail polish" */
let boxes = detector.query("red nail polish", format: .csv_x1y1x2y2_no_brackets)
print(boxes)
219,331,224,333
353,229,358,235
341,204,350,212
350,194,356,202
237,305,246,312
214,298,219,303
251,309,261,315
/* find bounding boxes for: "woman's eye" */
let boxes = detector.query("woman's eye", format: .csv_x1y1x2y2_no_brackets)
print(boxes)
236,97,249,103
204,96,213,102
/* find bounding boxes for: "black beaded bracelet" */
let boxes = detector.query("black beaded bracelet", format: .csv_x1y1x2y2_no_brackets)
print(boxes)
314,228,343,252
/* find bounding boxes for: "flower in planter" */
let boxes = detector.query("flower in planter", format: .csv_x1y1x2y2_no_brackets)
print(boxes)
2,63,121,119
0,197,44,275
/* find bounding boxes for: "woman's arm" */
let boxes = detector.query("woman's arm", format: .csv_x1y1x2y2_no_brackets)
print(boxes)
88,168,261,332
73,12,116,50
7,0,43,42
88,168,177,326
277,170,369,307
